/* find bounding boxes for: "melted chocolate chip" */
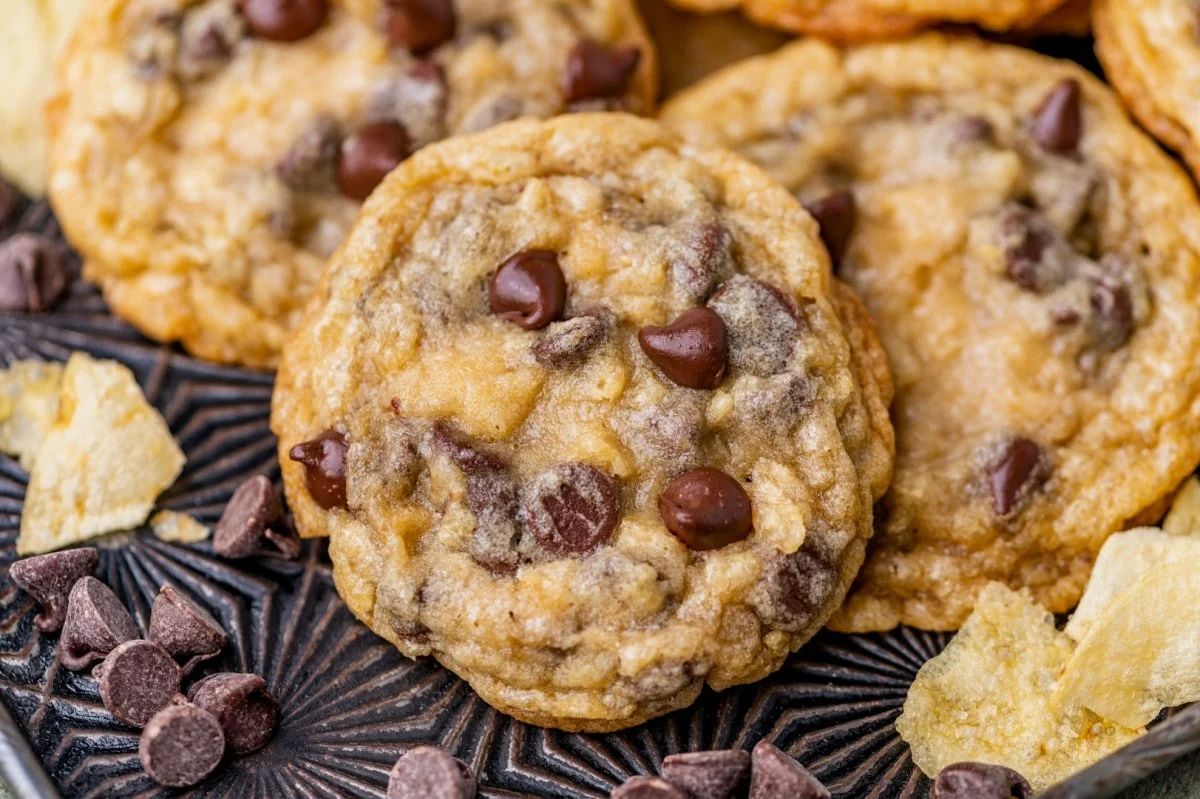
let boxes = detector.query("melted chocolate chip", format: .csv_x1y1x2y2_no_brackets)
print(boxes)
999,206,1055,291
276,116,342,192
669,222,732,305
188,672,278,754
1032,79,1082,155
383,0,455,55
488,249,567,330
953,114,995,145
387,745,477,799
9,548,98,633
148,584,227,676
638,307,728,390
563,39,640,103
749,742,829,799
613,776,687,799
289,429,349,510
706,277,802,376
1088,274,1133,351
988,437,1045,516
532,308,615,367
431,422,508,473
522,463,619,558
804,190,856,272
337,121,411,201
139,703,225,788
239,0,325,40
617,390,704,475
751,548,836,632
660,750,751,799
0,233,70,312
178,0,246,80
932,762,1032,799
659,468,752,551
59,577,140,671
95,639,182,727
214,475,301,558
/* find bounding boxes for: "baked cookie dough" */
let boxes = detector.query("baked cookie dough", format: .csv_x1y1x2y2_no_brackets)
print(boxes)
661,35,1200,631
271,114,893,730
47,0,656,368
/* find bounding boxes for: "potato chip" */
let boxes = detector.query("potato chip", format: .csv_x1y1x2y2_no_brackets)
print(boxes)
1060,561,1200,729
1162,476,1200,537
0,360,64,470
896,583,1141,790
17,353,185,555
1064,528,1200,642
150,510,209,544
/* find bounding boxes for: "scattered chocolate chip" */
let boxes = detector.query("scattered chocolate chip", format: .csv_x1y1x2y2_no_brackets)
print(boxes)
214,474,301,558
707,277,802,376
638,308,727,390
9,548,98,633
751,548,835,633
533,308,615,367
387,745,476,799
276,116,342,192
238,0,326,41
749,742,829,799
804,190,856,272
563,39,640,103
659,468,753,551
431,422,509,473
660,750,751,799
522,463,619,558
1032,79,1082,155
368,62,448,147
0,233,70,312
337,121,411,201
188,672,278,754
289,429,349,510
932,762,1032,799
178,0,246,80
613,776,687,799
95,639,182,727
988,437,1045,516
488,249,567,330
148,585,227,676
1088,274,1133,352
668,222,732,305
139,703,225,788
59,577,140,671
999,205,1055,291
383,0,456,55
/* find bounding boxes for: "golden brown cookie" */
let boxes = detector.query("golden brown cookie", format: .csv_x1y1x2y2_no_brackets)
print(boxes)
271,113,893,730
661,35,1200,631
47,0,656,367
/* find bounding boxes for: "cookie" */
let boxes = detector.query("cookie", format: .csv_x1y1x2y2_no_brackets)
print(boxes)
661,35,1200,631
47,0,657,368
271,113,893,730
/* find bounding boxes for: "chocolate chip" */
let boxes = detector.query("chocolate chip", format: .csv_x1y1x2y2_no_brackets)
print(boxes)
953,114,995,145
988,437,1045,516
660,750,751,799
488,249,567,330
0,175,24,231
668,222,732,305
749,742,829,799
750,548,836,632
238,0,326,41
659,468,752,551
94,639,182,727
613,776,687,799
387,745,476,799
276,116,342,192
1032,79,1082,155
383,0,456,55
804,190,855,272
522,463,619,558
706,277,802,376
178,0,246,80
932,762,1032,799
368,62,447,147
9,548,98,633
214,474,301,558
139,703,225,788
1088,275,1133,352
734,373,814,435
1000,206,1053,291
638,308,727,390
431,421,509,473
148,585,227,676
337,121,411,201
563,39,640,103
533,308,615,367
188,672,278,754
289,429,349,510
0,233,70,312
59,577,140,671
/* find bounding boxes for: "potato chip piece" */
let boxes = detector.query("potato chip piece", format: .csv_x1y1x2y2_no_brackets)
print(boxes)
897,583,1141,790
0,360,64,470
150,510,209,544
1064,528,1200,642
1060,562,1200,729
1162,476,1200,537
17,353,185,554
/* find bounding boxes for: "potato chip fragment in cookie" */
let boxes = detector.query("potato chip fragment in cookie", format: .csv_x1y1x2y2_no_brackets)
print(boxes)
0,359,63,470
18,353,184,554
150,510,210,544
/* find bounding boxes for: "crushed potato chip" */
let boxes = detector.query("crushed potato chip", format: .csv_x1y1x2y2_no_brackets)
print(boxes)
1162,476,1200,537
1060,562,1200,729
17,353,185,555
897,583,1141,789
0,360,64,470
150,510,209,544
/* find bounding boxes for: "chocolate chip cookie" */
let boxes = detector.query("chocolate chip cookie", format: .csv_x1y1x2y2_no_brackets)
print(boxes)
271,114,893,730
47,0,656,368
661,35,1200,631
